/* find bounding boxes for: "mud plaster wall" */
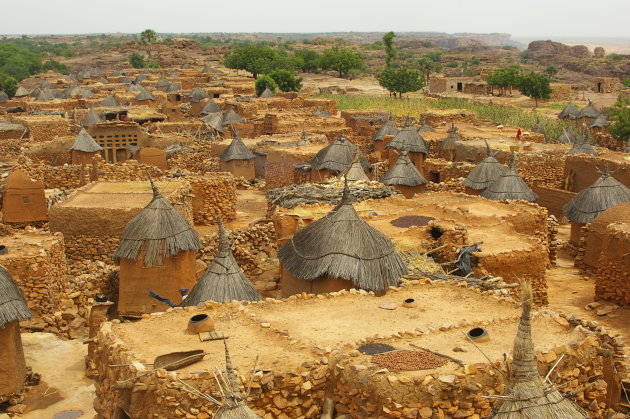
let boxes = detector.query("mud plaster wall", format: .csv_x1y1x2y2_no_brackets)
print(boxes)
265,149,316,190
0,322,27,400
532,184,576,219
564,155,630,192
595,223,630,307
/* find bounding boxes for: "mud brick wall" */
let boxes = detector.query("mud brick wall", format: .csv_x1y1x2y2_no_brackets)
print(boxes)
8,115,70,142
424,158,475,183
595,223,630,307
63,235,120,265
265,149,317,190
517,150,567,189
0,139,24,156
189,174,236,225
169,152,220,173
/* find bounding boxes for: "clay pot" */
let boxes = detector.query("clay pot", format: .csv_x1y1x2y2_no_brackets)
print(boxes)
402,298,418,308
0,245,7,255
187,314,214,334
467,327,490,343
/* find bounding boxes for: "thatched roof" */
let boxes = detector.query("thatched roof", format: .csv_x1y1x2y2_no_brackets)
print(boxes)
313,107,331,117
491,282,587,418
166,81,181,93
181,63,193,69
189,87,209,103
112,70,125,77
222,107,244,125
169,71,181,78
278,182,407,292
566,140,598,156
14,86,29,97
200,99,221,115
259,87,274,98
135,90,156,101
385,127,430,156
463,141,507,190
557,128,580,145
373,119,399,141
134,74,148,83
69,128,103,153
345,160,370,181
589,114,608,128
200,112,225,132
120,76,133,84
558,104,580,120
578,100,600,119
100,95,120,107
156,77,169,88
563,169,630,224
297,129,310,147
308,132,371,174
221,128,255,162
82,109,103,127
113,180,201,266
182,218,261,305
0,265,32,328
436,125,461,154
0,91,8,103
481,153,538,201
127,84,142,93
202,65,224,74
380,151,427,187
418,121,435,132
36,88,55,101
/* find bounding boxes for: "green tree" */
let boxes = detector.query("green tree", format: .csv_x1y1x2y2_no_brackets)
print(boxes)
518,72,551,107
377,67,425,98
319,46,364,78
294,49,320,73
268,69,302,92
42,59,69,74
382,31,397,68
608,94,630,143
0,73,18,97
140,29,157,61
129,52,145,69
423,52,442,63
622,78,630,88
416,57,440,84
255,75,278,96
487,65,521,96
544,66,558,80
224,44,284,78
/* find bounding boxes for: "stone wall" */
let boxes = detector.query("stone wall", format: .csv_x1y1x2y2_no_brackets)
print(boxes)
8,114,70,143
190,174,237,225
595,223,630,307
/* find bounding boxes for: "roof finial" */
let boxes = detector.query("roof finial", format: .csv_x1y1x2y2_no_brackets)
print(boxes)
484,140,492,157
340,176,353,205
509,151,518,170
338,130,346,142
148,174,160,198
217,215,231,254
231,124,239,139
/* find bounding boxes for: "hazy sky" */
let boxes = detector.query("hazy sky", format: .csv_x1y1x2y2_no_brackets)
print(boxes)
3,0,630,38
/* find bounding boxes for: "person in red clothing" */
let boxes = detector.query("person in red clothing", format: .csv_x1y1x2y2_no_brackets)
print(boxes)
516,128,522,141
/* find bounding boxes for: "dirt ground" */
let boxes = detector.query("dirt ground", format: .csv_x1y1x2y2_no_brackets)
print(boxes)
18,333,96,419
194,189,268,236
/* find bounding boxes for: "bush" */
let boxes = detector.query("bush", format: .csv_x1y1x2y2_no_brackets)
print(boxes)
609,95,630,143
623,78,630,88
269,69,302,92
446,61,458,68
255,75,278,96
0,73,18,97
319,46,364,78
42,59,69,74
129,52,145,68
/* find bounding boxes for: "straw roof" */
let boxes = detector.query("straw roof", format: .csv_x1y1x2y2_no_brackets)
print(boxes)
481,153,538,201
156,77,169,88
463,141,507,190
120,76,133,84
418,121,435,132
69,128,103,153
557,128,580,145
532,121,546,136
183,218,261,305
259,87,274,98
82,109,103,127
127,83,142,93
113,180,201,267
200,99,221,115
563,169,630,224
0,265,32,328
222,107,244,125
373,119,399,141
134,74,148,83
189,87,209,103
589,114,608,128
566,140,598,156
577,100,600,119
436,125,461,154
491,282,587,418
135,90,156,101
100,95,120,107
297,129,310,147
278,182,407,292
386,127,430,156
313,107,331,117
345,160,370,181
166,81,181,93
221,128,255,162
200,112,225,132
112,70,125,77
308,132,371,174
181,63,193,69
202,65,224,74
0,91,8,103
558,104,580,120
14,86,29,97
36,88,55,101
380,151,427,187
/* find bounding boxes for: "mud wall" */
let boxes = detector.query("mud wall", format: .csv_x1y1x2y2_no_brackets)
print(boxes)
595,223,630,306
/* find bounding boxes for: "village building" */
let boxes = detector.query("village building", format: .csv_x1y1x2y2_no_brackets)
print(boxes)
372,119,399,154
69,128,104,164
134,147,168,170
385,124,430,174
220,129,256,180
380,150,428,197
305,132,370,182
558,103,580,120
436,124,461,161
2,169,47,224
481,154,538,202
463,141,506,195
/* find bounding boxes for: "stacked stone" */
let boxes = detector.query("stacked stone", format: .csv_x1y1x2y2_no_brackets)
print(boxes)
95,160,164,182
9,114,70,142
63,235,120,265
169,152,220,173
425,179,466,193
0,138,23,156
547,215,558,266
518,151,567,189
595,223,630,307
574,224,590,271
189,174,236,225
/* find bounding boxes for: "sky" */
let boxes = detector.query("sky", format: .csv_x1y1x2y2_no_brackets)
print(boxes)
2,0,630,38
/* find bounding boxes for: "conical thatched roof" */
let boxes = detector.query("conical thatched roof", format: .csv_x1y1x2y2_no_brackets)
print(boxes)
0,91,8,103
113,180,201,267
169,71,181,78
380,151,427,187
436,125,461,154
558,103,579,120
532,120,545,135
36,88,55,101
259,87,274,98
373,119,399,141
200,99,221,115
345,160,370,181
69,128,103,153
112,70,125,77
220,128,255,162
14,86,29,97
181,63,193,69
127,83,142,93
463,141,507,190
313,107,331,117
0,265,32,328
578,100,600,119
481,153,537,201
566,139,598,156
82,109,103,127
134,74,148,83
308,132,371,174
297,129,310,147
385,126,430,156
29,87,41,98
120,76,133,83
563,169,630,224
557,128,580,145
135,90,156,101
491,282,587,418
418,121,435,132
589,114,608,128
156,77,169,87
200,112,225,132
202,65,224,74
166,81,181,93
189,87,209,103
222,107,244,125
100,95,119,107
278,182,407,292
183,218,261,305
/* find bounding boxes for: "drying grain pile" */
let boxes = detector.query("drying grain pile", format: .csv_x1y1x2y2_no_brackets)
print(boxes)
371,350,448,370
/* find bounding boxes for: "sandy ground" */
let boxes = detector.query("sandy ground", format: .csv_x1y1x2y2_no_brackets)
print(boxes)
19,333,96,418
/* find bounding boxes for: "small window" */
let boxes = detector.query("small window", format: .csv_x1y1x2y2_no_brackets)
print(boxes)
22,196,30,204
